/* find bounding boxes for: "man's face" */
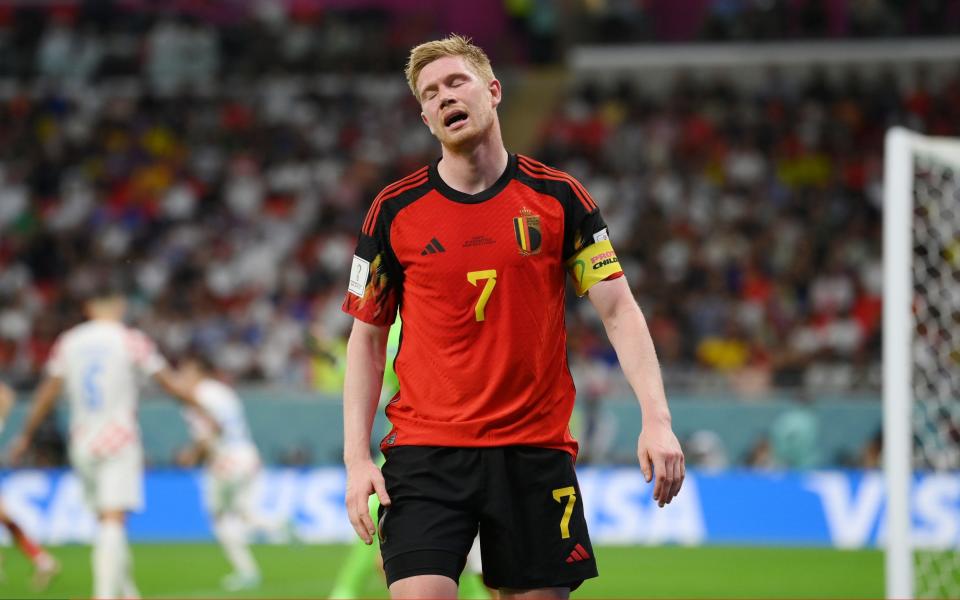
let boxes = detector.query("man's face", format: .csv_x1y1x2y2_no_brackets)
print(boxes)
417,55,501,150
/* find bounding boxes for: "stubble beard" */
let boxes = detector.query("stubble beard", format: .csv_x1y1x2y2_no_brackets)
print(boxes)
439,112,492,154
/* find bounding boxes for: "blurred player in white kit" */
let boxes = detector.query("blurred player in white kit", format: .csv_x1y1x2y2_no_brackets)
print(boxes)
9,286,215,600
176,353,286,592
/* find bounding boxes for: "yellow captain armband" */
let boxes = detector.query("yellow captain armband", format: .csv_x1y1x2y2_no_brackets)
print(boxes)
566,239,623,297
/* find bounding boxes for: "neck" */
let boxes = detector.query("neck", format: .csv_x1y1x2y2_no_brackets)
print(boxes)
437,127,509,195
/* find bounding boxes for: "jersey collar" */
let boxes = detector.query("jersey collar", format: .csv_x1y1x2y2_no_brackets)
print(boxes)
429,153,517,204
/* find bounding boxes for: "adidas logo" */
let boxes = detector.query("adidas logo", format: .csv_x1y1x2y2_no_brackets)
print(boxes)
420,237,446,255
565,543,591,564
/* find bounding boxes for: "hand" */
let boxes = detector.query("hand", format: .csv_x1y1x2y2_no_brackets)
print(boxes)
344,458,391,545
638,423,685,508
7,435,30,466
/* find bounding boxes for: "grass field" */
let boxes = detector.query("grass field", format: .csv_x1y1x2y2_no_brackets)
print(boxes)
0,544,884,599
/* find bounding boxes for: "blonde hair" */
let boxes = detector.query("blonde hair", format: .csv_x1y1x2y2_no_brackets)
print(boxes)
405,34,495,100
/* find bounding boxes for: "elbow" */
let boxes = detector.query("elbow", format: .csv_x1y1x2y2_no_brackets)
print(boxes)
602,294,641,327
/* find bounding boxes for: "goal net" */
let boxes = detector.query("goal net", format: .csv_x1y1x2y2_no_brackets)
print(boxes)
884,127,960,599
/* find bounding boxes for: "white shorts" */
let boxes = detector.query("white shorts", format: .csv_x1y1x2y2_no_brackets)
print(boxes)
70,442,144,513
466,535,483,574
204,448,260,517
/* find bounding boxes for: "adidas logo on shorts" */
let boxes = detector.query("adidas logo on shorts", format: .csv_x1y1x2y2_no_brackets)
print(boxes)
565,543,591,564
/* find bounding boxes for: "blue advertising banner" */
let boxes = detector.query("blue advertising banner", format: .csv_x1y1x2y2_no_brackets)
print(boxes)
1,468,956,548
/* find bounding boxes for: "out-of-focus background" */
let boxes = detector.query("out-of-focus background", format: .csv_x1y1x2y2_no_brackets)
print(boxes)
0,0,958,598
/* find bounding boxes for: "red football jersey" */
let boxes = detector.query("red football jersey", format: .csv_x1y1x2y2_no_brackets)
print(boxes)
342,154,624,458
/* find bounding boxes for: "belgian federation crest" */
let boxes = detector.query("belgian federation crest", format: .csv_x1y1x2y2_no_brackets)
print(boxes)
513,208,542,255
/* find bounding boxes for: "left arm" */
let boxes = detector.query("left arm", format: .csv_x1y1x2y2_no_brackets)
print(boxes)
588,276,684,507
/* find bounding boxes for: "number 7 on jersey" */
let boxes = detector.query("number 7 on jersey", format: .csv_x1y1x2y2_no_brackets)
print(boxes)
467,269,497,322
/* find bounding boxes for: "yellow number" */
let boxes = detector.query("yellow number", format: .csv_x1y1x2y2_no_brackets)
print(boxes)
552,486,577,539
467,269,497,322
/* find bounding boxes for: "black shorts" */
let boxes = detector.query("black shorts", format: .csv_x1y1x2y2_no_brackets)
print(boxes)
377,446,598,591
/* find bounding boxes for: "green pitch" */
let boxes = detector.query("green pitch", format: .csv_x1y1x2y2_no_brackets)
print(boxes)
0,543,883,598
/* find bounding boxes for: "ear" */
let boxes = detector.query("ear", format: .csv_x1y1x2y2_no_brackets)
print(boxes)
421,111,434,135
489,78,502,109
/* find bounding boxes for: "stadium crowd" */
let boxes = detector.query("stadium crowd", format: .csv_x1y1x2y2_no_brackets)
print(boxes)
554,67,959,397
578,0,960,44
0,75,433,390
1,5,958,400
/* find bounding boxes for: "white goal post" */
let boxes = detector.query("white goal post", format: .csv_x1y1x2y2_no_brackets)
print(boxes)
884,127,960,600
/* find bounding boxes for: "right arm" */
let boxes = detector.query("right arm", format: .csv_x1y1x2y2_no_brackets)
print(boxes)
8,376,63,464
343,318,391,544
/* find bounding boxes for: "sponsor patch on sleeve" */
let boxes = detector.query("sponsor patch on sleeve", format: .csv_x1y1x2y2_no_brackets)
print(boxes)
566,239,623,296
592,228,610,243
348,255,370,298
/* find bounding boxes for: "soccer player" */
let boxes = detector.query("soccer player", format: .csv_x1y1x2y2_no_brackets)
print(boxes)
175,353,273,592
0,382,60,590
342,35,684,598
8,287,216,600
